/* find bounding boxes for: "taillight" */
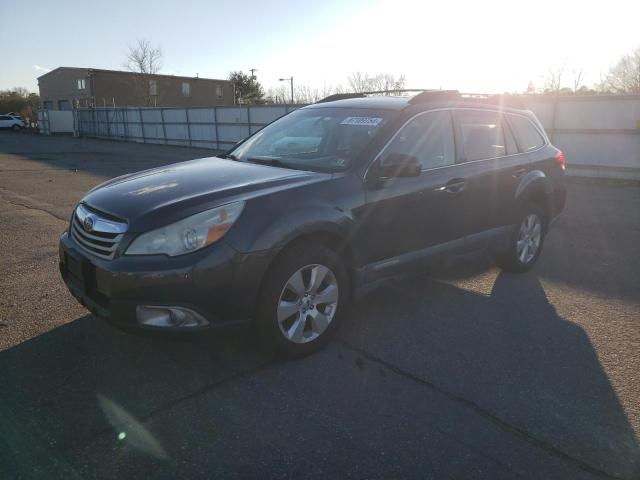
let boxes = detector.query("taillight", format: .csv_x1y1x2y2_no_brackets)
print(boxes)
555,150,565,170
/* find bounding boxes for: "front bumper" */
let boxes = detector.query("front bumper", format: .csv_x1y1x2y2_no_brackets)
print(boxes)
59,232,272,332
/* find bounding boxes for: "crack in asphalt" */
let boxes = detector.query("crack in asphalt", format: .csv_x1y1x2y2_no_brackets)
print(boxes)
335,339,622,480
71,357,278,451
0,190,69,223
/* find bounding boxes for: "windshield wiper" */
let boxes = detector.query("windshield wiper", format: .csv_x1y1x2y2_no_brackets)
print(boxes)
220,152,240,161
245,157,289,168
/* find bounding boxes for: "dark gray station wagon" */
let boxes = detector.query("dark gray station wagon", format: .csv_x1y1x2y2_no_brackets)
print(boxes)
59,90,566,356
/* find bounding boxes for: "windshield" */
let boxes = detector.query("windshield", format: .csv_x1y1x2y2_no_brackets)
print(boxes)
228,107,395,172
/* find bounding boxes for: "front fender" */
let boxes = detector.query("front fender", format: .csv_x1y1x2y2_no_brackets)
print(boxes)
227,204,355,253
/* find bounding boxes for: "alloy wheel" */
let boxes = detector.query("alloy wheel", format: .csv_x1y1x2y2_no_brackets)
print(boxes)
277,264,339,344
517,213,542,264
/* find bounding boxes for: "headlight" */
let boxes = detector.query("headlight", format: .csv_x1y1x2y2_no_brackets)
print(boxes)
125,201,244,256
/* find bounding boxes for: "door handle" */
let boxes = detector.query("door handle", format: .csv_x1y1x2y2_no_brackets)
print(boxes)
512,168,528,179
444,178,466,194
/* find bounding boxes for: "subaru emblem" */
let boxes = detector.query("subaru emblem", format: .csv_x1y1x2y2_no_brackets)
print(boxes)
83,215,95,233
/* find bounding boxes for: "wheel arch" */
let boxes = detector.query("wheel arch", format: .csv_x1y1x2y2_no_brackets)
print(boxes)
253,225,359,319
515,170,553,225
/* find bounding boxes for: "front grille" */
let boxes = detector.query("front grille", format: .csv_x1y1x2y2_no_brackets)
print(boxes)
69,204,127,260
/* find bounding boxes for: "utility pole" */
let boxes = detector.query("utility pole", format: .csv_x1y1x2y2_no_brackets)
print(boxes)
279,77,294,104
249,68,258,78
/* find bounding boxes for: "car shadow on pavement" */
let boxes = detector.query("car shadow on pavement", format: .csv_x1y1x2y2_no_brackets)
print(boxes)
0,314,273,477
341,263,640,478
0,263,638,478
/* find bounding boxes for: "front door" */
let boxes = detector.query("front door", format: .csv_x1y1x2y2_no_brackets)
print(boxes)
358,110,464,269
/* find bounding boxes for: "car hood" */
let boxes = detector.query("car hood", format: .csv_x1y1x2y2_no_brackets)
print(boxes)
82,157,327,232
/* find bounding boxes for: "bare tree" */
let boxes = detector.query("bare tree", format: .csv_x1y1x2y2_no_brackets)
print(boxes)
265,84,292,104
543,65,564,94
294,85,321,104
347,72,406,94
526,81,536,94
572,68,583,93
264,73,405,105
347,72,369,93
125,39,163,106
265,83,346,104
603,46,640,94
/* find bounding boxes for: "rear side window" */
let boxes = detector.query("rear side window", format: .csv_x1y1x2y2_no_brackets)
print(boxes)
456,110,506,161
503,120,518,155
381,111,455,170
509,115,545,152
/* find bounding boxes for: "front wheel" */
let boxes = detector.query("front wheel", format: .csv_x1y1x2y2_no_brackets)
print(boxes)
12,124,21,132
497,204,546,273
256,243,348,357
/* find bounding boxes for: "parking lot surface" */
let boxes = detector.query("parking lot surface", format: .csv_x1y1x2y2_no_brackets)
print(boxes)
1,132,638,479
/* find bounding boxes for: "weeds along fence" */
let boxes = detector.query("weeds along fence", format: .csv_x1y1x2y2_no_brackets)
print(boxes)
74,105,300,150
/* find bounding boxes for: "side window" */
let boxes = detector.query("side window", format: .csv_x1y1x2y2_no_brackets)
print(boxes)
457,110,506,161
503,119,518,155
509,115,545,152
182,82,191,97
381,111,454,170
0,115,10,120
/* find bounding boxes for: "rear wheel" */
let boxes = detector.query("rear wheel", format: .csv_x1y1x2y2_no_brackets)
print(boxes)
256,243,348,357
497,203,546,273
12,124,21,132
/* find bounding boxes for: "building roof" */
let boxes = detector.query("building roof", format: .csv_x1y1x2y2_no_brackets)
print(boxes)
37,66,229,83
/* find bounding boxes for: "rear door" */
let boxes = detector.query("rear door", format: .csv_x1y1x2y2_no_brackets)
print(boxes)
359,110,464,267
0,115,11,128
452,109,528,245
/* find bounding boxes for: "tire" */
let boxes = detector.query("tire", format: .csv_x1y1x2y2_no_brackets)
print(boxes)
12,124,21,132
496,203,547,273
255,242,349,357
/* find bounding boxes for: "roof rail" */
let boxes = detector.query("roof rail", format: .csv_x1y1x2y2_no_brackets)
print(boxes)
317,89,434,103
408,90,461,104
316,93,366,103
315,89,528,109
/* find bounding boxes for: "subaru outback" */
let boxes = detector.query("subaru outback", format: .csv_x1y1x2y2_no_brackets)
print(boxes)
59,90,566,356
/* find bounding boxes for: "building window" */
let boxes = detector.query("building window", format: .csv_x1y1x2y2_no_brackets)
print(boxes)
182,82,191,97
149,79,157,96
58,100,71,110
43,101,53,110
216,85,223,99
77,78,86,90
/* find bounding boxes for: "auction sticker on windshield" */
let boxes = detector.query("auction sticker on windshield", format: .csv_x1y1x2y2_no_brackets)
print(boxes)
340,117,383,126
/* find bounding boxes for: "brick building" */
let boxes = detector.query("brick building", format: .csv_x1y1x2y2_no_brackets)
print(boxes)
38,67,234,110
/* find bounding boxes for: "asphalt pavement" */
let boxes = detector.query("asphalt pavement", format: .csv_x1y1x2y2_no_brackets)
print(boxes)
0,132,638,479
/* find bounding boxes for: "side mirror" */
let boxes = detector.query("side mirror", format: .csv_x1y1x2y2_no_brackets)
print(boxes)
372,153,421,178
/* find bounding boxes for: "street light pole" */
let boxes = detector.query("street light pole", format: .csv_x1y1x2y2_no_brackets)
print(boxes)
279,77,294,104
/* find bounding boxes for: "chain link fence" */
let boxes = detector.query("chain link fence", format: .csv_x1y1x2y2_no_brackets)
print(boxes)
74,105,300,150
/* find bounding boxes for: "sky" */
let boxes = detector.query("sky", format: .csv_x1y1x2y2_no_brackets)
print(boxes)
1,0,638,95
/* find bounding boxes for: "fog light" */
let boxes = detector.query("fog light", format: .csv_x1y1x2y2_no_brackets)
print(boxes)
136,306,209,328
